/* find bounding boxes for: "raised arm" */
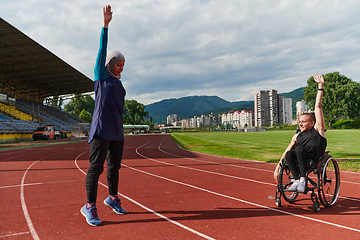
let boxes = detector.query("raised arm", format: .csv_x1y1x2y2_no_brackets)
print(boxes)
94,5,112,81
312,73,325,138
103,5,113,28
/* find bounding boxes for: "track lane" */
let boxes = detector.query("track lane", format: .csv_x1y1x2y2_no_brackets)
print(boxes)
1,135,360,239
128,134,357,237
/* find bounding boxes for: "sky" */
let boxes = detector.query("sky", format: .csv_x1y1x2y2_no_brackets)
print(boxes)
2,0,360,105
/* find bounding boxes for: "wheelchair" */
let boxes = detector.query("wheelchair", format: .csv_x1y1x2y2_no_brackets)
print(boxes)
275,151,340,212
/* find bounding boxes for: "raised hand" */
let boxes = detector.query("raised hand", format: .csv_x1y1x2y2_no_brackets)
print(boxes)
103,5,113,28
312,73,324,87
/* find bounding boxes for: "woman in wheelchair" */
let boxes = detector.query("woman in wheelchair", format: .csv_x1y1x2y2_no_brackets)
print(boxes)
274,73,326,193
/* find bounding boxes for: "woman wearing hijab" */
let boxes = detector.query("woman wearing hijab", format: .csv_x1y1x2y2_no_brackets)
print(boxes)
81,5,126,226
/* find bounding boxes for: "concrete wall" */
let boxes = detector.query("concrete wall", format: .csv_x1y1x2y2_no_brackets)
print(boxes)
244,128,266,132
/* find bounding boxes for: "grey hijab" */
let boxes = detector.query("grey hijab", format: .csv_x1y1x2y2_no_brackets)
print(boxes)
105,50,125,80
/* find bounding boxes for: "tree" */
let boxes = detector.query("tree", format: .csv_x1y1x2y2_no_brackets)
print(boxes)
143,120,155,128
64,94,95,117
48,95,63,110
304,72,360,123
123,100,149,125
83,95,95,115
79,109,92,122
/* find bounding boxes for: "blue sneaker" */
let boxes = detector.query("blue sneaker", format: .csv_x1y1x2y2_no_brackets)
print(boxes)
103,196,126,215
81,204,101,226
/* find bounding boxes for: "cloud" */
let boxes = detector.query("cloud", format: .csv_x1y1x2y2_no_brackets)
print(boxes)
2,0,360,105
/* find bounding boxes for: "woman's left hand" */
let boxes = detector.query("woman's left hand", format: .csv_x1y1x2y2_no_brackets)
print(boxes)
103,5,113,28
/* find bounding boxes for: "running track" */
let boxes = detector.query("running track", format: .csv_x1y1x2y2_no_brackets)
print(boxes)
1,134,360,239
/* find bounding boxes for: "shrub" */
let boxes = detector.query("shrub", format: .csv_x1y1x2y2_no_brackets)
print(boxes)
332,119,360,129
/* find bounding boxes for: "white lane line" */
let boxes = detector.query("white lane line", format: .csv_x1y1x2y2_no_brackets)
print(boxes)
134,139,275,187
158,138,273,173
0,151,21,156
140,150,275,186
117,190,215,240
157,137,360,202
1,152,35,162
0,232,29,238
342,180,360,185
19,151,61,240
339,196,360,202
123,163,360,234
1,183,44,189
171,135,360,179
74,149,215,240
20,161,40,240
133,136,360,233
338,170,360,175
1,180,81,189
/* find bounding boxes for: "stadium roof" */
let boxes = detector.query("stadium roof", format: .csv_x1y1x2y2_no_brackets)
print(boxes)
0,18,94,103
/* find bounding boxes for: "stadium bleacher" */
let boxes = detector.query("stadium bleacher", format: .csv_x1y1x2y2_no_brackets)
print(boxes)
0,99,87,134
1,18,94,138
0,102,34,121
0,112,36,133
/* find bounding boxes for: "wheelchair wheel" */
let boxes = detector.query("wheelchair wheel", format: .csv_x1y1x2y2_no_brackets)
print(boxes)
318,156,340,208
312,201,320,212
275,196,281,207
279,166,299,203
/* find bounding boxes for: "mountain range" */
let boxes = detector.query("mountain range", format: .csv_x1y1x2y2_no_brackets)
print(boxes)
145,87,305,124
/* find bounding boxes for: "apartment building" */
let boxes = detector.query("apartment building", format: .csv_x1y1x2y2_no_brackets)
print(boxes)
167,114,180,124
221,110,254,129
222,110,235,128
296,100,310,121
281,97,293,125
176,108,256,130
255,90,278,127
180,118,190,128
254,90,292,127
181,114,222,128
240,110,255,128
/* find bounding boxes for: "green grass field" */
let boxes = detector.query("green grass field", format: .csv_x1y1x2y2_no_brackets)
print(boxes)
171,129,360,171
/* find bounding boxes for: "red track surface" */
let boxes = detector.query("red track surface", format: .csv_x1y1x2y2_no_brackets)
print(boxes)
1,134,360,239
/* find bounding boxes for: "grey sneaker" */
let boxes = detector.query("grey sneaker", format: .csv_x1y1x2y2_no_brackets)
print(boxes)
287,179,300,192
297,180,306,193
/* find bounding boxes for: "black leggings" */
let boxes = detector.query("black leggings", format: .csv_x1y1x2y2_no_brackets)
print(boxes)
86,135,124,203
285,146,316,180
